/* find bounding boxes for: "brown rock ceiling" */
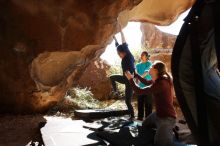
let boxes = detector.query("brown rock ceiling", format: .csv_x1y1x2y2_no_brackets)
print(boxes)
0,0,194,113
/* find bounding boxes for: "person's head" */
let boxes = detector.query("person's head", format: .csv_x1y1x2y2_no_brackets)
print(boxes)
149,61,170,81
117,45,127,59
141,51,150,62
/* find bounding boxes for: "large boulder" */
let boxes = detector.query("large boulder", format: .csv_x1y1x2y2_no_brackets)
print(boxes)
141,23,177,49
0,0,194,113
76,58,111,100
150,53,172,72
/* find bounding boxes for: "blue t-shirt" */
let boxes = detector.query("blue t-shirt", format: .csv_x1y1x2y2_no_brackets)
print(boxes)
136,61,152,88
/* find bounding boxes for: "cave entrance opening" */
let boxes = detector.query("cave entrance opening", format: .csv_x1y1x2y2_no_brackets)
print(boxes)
97,9,190,122
100,9,189,74
30,9,190,114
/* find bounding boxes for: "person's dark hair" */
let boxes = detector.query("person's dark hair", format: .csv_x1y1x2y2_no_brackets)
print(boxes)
141,51,150,59
116,43,135,62
117,44,127,53
153,61,172,83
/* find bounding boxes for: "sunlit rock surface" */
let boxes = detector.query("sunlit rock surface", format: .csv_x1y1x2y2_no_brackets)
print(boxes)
0,0,194,113
150,53,172,73
141,23,177,49
76,58,111,100
118,0,195,26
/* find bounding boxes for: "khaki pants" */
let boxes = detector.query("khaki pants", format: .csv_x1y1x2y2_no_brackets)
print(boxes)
142,112,176,146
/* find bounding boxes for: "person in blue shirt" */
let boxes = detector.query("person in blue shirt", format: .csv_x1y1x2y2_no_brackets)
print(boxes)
110,28,135,120
135,51,153,120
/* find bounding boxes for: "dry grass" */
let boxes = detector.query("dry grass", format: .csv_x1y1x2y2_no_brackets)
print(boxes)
50,87,109,113
65,87,105,109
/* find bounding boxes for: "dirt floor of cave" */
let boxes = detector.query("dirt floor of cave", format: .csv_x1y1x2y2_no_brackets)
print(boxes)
0,99,193,146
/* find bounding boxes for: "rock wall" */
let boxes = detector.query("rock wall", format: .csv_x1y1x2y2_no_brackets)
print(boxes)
0,0,194,113
118,0,195,26
76,58,111,100
150,53,172,73
141,23,177,49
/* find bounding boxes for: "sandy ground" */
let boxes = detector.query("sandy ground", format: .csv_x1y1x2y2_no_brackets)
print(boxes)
0,100,195,146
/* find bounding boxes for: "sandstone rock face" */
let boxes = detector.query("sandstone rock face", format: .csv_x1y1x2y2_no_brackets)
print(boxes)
141,23,175,73
141,23,177,49
118,0,195,26
30,51,85,112
150,53,172,73
76,59,111,100
29,45,104,113
0,0,194,113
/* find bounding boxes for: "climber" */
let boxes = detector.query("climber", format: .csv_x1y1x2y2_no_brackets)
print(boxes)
135,51,153,121
125,61,176,146
109,26,135,120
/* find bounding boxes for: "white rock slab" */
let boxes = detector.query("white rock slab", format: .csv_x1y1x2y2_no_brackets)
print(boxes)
41,117,100,146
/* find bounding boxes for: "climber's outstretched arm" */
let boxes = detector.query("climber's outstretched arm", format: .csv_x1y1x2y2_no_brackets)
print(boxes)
119,24,126,43
113,24,126,47
113,36,119,47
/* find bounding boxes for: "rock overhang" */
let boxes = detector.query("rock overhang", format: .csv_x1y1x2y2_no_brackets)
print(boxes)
0,0,195,113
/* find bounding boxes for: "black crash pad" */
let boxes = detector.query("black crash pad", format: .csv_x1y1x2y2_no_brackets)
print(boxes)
74,109,129,119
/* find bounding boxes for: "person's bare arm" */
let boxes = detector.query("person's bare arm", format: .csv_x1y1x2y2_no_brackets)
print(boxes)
119,24,126,43
113,36,119,47
120,30,126,43
113,36,117,42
